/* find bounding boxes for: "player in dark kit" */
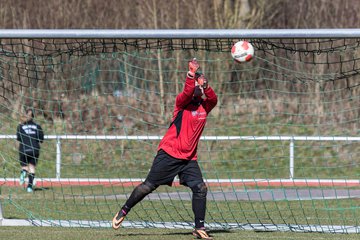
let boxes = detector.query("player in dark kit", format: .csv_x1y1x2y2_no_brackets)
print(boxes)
112,58,217,239
16,108,44,193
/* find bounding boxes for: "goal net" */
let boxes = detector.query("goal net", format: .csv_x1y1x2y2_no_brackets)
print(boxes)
1,30,360,233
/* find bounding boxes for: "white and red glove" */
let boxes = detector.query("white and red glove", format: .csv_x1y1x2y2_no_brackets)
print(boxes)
187,58,199,79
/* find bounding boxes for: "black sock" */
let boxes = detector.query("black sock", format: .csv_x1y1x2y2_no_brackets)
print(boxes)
28,173,35,188
192,193,207,229
193,198,206,228
121,205,131,215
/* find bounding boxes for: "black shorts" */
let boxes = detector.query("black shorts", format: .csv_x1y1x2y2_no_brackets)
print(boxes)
145,150,204,188
19,150,39,167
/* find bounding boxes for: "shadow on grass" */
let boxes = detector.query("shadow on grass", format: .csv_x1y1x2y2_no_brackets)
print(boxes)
34,187,51,191
115,229,232,237
115,231,189,237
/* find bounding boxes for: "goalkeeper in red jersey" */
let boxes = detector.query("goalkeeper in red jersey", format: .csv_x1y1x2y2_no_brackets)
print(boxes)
112,58,218,239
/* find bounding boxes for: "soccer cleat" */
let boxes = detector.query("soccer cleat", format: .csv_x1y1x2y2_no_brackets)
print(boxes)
26,187,33,193
192,228,213,239
112,209,126,230
19,171,27,186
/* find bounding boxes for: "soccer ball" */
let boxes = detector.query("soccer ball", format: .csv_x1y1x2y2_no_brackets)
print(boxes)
231,40,254,62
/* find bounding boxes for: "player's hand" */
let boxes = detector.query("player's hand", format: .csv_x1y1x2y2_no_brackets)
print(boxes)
197,74,208,89
188,58,200,74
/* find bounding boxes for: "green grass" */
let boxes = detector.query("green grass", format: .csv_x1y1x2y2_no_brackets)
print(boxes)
2,115,360,237
2,185,360,227
1,227,360,240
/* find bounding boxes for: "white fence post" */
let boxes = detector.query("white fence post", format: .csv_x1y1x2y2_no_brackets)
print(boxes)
289,139,294,179
56,136,61,180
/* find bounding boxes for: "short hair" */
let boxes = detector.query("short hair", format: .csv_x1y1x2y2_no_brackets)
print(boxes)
25,108,34,118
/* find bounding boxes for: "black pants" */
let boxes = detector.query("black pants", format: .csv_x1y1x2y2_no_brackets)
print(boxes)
145,150,204,188
19,150,39,167
123,149,208,228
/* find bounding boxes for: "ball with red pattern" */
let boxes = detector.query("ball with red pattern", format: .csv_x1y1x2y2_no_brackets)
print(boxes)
231,41,254,62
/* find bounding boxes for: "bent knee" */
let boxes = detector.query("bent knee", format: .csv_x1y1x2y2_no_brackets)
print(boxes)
191,182,207,199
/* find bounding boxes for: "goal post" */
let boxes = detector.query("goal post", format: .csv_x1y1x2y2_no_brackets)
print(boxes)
1,29,360,233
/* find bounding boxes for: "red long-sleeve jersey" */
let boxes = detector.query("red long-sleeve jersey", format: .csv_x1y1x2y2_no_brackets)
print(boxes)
158,75,218,160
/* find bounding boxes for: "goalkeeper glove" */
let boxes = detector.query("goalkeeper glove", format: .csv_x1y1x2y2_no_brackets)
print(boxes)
187,58,200,78
196,74,208,89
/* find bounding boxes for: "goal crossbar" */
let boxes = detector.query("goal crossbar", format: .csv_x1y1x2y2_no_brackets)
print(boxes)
0,28,359,39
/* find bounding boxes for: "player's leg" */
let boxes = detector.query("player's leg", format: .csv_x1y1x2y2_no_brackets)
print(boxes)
112,150,181,230
19,153,28,186
26,151,39,193
191,182,208,228
179,161,212,239
27,164,36,192
112,180,157,229
190,182,212,239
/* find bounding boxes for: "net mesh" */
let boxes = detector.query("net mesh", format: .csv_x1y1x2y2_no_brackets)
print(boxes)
1,37,360,232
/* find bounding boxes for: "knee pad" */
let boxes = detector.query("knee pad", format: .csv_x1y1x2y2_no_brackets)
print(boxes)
140,180,157,194
191,182,207,199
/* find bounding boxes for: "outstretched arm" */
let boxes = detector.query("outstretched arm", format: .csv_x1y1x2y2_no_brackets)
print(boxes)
175,75,196,109
175,58,199,109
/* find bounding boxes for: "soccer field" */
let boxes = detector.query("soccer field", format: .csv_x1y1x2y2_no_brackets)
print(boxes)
1,226,359,240
2,185,359,222
2,28,360,238
2,184,360,236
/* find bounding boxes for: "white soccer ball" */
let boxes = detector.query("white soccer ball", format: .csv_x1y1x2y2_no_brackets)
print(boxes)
231,40,254,62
